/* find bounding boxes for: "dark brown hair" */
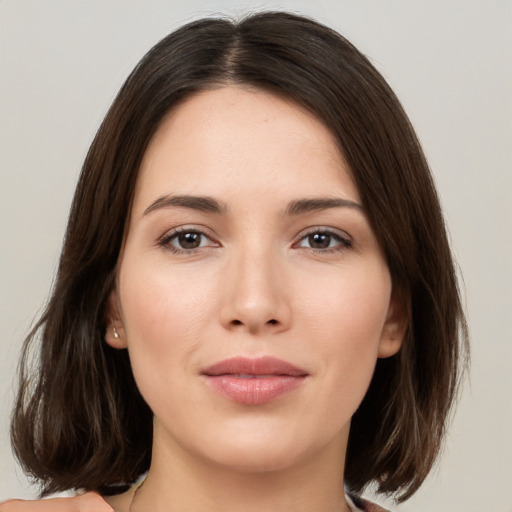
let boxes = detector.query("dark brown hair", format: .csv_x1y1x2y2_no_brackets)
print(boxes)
11,11,468,502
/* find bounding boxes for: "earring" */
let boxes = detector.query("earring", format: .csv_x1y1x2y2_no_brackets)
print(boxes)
113,324,120,339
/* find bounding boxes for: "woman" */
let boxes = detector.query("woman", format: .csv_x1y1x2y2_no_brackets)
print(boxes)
1,12,468,512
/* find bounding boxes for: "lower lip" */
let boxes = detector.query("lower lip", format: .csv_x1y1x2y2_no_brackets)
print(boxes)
204,375,306,405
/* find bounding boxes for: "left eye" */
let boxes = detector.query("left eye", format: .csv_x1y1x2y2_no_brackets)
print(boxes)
297,231,350,250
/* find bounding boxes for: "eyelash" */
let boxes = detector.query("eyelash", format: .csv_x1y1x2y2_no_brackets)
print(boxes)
293,228,352,253
158,227,218,254
158,227,352,255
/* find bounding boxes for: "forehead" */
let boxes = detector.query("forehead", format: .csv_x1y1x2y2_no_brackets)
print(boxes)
132,86,359,213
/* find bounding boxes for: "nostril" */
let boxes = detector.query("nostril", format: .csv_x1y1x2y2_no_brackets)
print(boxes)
230,319,278,326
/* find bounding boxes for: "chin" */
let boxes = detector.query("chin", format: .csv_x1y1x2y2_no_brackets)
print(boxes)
195,428,332,475
208,446,305,474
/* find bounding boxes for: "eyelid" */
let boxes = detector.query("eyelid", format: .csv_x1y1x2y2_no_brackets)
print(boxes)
292,226,353,251
156,224,352,254
158,225,220,252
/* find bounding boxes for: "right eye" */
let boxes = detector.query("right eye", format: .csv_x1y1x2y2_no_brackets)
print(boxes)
159,228,219,253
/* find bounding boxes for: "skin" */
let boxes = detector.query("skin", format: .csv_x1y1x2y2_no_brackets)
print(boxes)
0,493,113,512
105,87,405,512
3,86,405,511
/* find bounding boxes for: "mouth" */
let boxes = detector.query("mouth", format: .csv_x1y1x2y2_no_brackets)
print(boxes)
201,356,308,405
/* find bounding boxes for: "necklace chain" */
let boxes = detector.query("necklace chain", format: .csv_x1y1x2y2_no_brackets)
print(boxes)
127,480,353,512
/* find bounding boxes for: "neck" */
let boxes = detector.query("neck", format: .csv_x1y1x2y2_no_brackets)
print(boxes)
131,425,351,512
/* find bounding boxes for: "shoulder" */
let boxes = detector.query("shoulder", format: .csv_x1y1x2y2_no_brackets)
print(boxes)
0,493,113,511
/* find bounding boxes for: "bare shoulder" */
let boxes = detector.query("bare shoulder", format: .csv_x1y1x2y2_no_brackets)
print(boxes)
0,492,113,511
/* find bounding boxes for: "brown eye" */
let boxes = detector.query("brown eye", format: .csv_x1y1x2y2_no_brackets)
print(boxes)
161,229,217,252
177,232,202,249
308,233,331,249
296,229,351,252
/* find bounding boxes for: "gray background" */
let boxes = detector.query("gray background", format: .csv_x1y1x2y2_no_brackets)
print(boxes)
1,1,511,510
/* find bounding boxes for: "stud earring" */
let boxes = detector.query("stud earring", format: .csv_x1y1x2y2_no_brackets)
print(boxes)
113,324,120,339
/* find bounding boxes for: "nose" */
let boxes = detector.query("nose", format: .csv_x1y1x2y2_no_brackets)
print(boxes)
219,245,291,335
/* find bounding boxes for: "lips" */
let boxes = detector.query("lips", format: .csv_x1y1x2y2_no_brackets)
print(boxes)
201,356,308,405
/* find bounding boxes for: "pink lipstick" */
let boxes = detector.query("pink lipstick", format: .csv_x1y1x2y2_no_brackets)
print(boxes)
201,356,308,405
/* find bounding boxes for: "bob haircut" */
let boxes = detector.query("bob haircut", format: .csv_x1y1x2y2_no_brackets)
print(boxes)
11,11,468,503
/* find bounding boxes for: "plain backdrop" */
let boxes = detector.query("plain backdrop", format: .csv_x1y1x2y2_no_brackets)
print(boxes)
1,1,511,511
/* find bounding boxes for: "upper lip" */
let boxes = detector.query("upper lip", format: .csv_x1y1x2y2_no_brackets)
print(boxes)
202,356,308,377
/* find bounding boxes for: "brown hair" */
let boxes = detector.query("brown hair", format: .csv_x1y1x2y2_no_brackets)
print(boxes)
11,11,468,502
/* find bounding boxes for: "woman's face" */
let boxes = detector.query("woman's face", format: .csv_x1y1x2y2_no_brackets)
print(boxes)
107,86,404,475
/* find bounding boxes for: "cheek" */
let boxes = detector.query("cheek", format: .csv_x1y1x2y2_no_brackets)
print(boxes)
117,257,217,391
121,255,215,333
297,263,391,402
299,263,391,345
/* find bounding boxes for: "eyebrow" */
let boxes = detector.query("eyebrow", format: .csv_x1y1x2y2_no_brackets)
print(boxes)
143,195,227,216
143,194,364,217
284,197,364,216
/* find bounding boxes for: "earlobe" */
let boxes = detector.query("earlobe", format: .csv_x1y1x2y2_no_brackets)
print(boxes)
378,289,408,358
104,290,127,349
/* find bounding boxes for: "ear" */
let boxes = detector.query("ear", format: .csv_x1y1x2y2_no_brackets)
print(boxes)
104,289,127,349
378,288,408,358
